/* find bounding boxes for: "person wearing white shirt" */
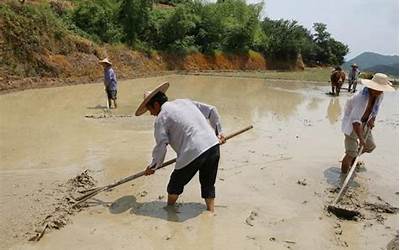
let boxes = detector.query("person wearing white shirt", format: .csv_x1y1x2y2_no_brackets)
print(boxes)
135,82,225,212
340,73,394,174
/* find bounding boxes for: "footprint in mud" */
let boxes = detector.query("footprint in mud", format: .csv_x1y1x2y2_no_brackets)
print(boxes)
245,210,258,226
110,196,137,214
297,179,307,186
323,167,360,188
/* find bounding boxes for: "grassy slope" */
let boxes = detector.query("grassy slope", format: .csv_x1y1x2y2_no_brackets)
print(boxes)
188,67,332,83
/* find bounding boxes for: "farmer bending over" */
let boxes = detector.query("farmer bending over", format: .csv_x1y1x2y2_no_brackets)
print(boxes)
135,82,225,212
340,73,394,174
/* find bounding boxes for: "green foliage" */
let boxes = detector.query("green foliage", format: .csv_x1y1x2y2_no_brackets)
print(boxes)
158,4,200,52
156,0,192,5
0,2,74,76
217,0,262,51
312,22,349,65
1,0,349,69
72,0,122,43
195,4,224,52
260,18,314,62
118,0,152,46
144,8,174,49
327,38,348,65
257,17,320,67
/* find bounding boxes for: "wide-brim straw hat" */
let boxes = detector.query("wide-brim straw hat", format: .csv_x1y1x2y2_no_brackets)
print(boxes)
135,82,169,116
351,63,358,68
361,73,395,92
99,58,112,66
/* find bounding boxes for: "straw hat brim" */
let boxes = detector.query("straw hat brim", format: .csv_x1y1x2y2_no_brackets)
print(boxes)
135,82,170,116
360,79,395,92
99,58,112,66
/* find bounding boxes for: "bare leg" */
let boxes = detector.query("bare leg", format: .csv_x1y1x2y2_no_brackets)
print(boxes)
205,198,215,212
167,194,179,206
108,98,112,109
341,154,354,174
113,100,117,109
352,81,357,93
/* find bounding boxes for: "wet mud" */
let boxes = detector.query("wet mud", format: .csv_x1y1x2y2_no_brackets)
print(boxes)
0,75,398,249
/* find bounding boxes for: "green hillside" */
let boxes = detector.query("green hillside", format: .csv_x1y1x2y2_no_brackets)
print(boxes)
364,63,399,77
343,52,399,71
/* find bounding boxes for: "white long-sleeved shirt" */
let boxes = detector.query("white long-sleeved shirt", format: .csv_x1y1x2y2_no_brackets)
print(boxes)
150,99,223,170
341,87,383,135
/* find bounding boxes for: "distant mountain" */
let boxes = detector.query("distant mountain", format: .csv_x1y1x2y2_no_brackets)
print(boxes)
364,63,399,77
343,52,399,76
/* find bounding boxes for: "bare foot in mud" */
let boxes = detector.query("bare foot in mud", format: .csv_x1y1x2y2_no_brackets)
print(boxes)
163,204,180,213
202,210,217,217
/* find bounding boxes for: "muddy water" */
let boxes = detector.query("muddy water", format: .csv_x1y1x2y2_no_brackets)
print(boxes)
0,75,398,250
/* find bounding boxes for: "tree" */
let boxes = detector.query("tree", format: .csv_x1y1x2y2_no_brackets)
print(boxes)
158,4,200,52
259,18,315,62
312,22,348,65
216,0,262,51
118,0,152,46
144,8,173,49
312,22,332,64
328,38,349,65
195,3,224,52
72,0,121,43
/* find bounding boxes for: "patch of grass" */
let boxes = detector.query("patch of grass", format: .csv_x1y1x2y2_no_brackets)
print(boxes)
197,67,332,82
253,67,332,82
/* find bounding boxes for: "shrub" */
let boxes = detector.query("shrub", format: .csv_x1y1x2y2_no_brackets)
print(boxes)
118,0,152,46
72,0,122,43
0,2,75,76
158,4,200,52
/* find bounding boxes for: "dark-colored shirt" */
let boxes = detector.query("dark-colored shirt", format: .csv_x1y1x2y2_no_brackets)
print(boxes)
348,68,360,81
104,67,117,90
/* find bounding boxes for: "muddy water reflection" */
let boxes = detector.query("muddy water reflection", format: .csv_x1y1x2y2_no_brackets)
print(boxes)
327,97,342,124
0,76,397,181
168,75,306,122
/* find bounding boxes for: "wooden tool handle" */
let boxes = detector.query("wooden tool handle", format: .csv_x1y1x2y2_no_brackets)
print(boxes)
74,125,254,204
333,126,370,204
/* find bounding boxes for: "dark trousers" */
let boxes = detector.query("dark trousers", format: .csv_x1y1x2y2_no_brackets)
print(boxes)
167,144,220,199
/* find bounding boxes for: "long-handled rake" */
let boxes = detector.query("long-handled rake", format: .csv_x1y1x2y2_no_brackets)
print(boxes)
327,127,370,219
73,125,254,207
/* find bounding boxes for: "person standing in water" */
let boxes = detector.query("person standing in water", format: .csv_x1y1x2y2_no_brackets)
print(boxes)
99,58,118,109
348,63,360,93
135,82,225,212
340,73,394,174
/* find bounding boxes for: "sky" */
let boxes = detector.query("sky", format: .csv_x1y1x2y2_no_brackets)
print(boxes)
248,0,399,60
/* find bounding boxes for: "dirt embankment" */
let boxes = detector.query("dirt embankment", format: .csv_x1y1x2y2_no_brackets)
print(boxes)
0,39,274,93
0,1,305,94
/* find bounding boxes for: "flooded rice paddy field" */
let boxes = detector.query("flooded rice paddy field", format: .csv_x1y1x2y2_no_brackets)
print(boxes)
0,75,398,249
